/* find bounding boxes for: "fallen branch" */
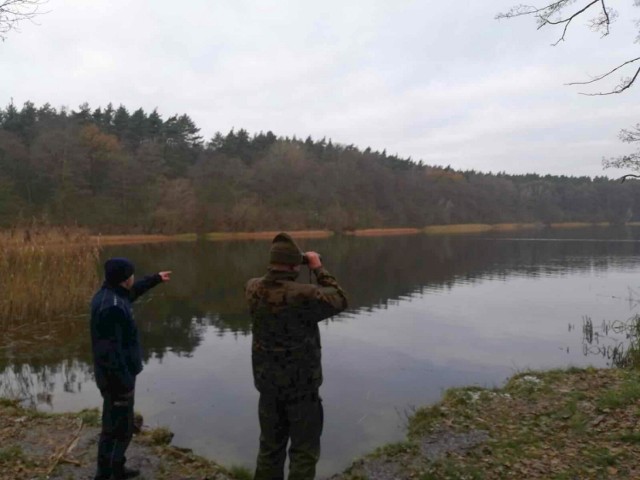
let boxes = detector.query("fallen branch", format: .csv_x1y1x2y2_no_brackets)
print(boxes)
46,418,83,477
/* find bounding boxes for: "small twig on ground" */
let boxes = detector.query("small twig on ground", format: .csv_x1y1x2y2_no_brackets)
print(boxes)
46,418,83,476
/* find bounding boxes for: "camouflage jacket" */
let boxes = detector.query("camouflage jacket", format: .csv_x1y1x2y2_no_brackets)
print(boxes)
245,267,348,396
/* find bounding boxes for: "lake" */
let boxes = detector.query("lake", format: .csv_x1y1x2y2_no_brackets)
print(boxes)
2,227,640,477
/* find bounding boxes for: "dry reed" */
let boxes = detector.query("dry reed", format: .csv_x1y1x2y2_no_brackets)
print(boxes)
345,228,421,237
0,227,101,328
206,230,333,241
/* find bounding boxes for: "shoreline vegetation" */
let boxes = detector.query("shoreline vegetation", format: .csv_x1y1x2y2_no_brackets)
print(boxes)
1,367,638,479
88,221,640,246
0,228,99,328
330,367,640,480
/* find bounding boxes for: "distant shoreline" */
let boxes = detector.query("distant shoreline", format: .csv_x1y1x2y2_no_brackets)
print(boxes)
88,222,637,246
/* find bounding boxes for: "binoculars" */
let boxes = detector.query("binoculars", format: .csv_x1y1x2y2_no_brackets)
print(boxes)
302,254,322,265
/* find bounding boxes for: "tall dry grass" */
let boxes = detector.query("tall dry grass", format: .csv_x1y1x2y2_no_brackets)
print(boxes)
0,227,101,328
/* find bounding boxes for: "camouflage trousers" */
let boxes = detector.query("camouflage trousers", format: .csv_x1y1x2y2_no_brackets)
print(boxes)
254,391,323,480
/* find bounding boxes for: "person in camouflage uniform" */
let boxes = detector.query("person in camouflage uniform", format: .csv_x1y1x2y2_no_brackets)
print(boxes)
245,232,348,480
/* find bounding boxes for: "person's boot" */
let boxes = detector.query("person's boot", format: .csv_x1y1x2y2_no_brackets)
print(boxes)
112,464,140,480
93,465,111,480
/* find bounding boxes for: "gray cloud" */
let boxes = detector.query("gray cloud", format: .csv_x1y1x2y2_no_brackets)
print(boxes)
1,0,639,176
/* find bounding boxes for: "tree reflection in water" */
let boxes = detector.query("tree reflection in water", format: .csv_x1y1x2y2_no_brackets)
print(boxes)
3,227,640,407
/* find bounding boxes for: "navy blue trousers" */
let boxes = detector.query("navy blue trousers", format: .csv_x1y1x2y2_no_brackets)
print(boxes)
95,387,135,478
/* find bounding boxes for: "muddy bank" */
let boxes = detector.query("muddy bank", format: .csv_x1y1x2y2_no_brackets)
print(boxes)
0,400,243,480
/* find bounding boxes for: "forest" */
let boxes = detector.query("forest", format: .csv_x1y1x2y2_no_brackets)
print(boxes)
0,101,638,233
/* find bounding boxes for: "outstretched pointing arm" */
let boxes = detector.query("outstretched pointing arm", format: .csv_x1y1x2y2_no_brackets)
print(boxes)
129,271,171,302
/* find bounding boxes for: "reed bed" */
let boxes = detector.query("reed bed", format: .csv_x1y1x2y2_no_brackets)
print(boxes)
548,222,610,229
206,230,333,241
0,227,101,328
91,233,197,245
423,224,495,234
345,228,421,237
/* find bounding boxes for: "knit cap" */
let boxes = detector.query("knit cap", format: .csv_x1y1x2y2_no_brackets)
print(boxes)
269,232,303,265
104,257,135,286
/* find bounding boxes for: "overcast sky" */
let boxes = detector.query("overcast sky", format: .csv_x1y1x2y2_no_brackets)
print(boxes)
2,0,640,177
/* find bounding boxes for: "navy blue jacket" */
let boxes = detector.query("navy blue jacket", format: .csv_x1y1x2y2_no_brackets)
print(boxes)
90,274,162,394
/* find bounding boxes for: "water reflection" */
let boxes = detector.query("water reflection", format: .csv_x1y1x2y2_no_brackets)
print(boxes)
3,227,640,475
6,230,640,369
581,314,640,367
1,360,93,408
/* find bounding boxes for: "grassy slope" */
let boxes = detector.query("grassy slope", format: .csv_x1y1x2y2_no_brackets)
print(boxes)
336,367,640,480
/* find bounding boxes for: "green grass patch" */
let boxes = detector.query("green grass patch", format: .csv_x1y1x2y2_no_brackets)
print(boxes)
228,464,253,480
585,446,621,467
372,441,419,459
0,397,20,408
340,474,369,480
597,374,640,410
77,408,101,427
0,445,25,464
504,374,546,397
442,386,488,406
148,426,174,445
619,431,640,444
407,405,446,438
421,458,485,480
24,407,52,419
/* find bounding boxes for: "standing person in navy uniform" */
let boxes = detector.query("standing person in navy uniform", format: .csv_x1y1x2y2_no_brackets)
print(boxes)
90,258,171,480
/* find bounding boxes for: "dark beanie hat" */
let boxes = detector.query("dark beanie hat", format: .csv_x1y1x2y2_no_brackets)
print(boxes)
270,232,303,265
104,257,135,286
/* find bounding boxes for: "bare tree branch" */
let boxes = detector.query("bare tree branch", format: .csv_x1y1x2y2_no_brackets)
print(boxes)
579,65,640,95
599,0,611,35
550,17,573,45
566,57,640,85
497,1,637,94
543,0,600,26
536,0,601,45
620,124,640,144
0,0,48,41
497,0,609,46
496,2,570,21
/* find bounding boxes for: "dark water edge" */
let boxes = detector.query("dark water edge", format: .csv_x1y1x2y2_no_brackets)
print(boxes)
3,226,640,476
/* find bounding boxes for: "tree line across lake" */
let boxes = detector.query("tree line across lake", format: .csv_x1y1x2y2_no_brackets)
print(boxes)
0,101,638,233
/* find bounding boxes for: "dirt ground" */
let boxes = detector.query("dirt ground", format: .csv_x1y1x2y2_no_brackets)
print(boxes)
0,400,236,480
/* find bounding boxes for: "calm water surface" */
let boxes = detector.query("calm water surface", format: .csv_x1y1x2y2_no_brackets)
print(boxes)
3,227,640,477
